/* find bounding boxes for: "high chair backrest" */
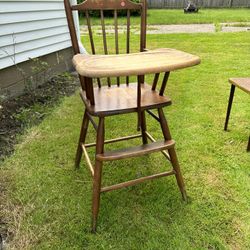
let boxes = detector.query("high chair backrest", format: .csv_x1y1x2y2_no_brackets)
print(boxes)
64,0,147,87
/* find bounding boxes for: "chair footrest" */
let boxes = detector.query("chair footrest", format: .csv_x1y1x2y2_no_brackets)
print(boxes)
96,140,175,162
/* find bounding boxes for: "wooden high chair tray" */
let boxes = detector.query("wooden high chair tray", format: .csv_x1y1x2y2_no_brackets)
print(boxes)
73,48,201,78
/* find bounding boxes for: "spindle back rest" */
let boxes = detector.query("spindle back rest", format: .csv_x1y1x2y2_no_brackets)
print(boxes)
64,0,147,88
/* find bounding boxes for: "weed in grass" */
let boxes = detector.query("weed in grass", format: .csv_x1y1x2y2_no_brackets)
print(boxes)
215,23,222,32
224,22,250,27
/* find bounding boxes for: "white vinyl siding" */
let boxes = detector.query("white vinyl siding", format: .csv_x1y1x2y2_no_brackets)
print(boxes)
0,0,78,69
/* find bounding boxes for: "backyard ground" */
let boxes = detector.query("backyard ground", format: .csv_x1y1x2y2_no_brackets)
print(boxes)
1,9,250,250
79,8,250,25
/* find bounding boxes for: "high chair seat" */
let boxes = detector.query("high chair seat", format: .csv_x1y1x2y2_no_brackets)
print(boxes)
80,83,172,116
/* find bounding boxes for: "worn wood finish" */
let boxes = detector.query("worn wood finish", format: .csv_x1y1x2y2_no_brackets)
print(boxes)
73,48,201,78
224,78,250,151
79,83,172,117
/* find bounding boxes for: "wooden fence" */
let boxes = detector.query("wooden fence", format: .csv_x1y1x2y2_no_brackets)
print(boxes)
147,0,250,8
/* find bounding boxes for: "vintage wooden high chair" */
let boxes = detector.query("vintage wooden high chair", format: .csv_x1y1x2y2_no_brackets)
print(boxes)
224,78,250,152
64,0,200,232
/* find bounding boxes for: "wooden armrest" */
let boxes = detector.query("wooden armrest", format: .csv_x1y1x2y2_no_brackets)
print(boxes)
73,48,201,78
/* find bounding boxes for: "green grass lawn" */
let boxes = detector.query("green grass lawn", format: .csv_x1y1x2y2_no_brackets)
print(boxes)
1,31,250,249
80,8,250,25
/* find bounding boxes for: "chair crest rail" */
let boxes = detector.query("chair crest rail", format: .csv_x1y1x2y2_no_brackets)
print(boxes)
71,0,142,10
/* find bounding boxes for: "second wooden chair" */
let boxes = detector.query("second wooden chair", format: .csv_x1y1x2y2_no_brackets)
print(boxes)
224,78,250,152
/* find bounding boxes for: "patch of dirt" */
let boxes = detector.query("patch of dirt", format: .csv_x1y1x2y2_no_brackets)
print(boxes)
202,168,221,188
0,72,79,247
0,73,79,161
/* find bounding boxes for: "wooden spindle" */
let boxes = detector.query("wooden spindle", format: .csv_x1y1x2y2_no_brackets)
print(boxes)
114,10,119,54
137,75,143,131
96,78,101,88
139,1,147,85
140,0,147,52
100,10,108,54
100,10,111,87
85,11,95,54
152,73,160,91
64,0,80,55
85,77,95,105
126,10,130,54
86,11,101,88
114,10,120,86
159,72,170,96
126,10,131,85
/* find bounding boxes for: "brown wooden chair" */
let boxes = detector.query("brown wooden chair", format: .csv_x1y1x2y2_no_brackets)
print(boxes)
224,78,250,152
64,0,200,232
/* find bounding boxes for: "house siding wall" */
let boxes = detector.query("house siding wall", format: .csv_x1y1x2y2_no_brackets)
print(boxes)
0,0,81,98
0,0,75,70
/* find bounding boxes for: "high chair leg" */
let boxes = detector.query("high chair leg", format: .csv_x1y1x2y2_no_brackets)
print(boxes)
75,110,89,168
92,117,105,233
158,108,187,201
